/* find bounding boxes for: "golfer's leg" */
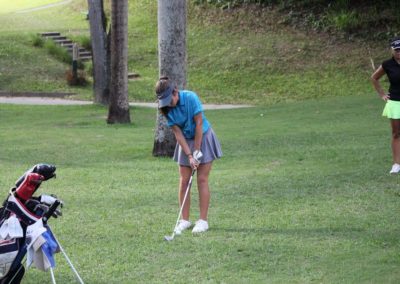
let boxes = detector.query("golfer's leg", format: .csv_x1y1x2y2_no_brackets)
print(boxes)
391,119,400,164
179,165,192,220
197,162,212,221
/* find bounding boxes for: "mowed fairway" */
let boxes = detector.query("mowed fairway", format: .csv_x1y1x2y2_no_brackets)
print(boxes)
0,95,399,283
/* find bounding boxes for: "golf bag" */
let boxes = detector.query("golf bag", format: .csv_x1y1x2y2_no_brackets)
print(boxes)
0,164,61,284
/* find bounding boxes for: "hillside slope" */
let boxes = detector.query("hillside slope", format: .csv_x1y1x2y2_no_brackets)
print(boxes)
0,0,390,105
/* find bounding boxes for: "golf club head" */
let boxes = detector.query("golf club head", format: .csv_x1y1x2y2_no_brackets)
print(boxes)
164,235,174,242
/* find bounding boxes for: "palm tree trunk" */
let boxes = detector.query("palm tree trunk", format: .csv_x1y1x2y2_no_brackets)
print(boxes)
153,0,187,157
87,0,110,105
107,0,131,124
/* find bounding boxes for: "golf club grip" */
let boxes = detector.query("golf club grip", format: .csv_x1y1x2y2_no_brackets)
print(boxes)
187,169,195,187
43,200,61,221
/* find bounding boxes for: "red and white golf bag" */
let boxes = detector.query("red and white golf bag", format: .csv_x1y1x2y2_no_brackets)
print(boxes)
0,164,61,284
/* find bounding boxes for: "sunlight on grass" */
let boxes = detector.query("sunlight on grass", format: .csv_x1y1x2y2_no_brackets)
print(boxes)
0,0,61,14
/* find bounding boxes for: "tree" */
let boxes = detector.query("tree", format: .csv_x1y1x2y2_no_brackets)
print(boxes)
153,0,187,157
107,0,131,124
87,0,110,105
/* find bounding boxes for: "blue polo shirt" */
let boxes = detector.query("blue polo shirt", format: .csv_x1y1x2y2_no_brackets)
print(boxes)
167,90,210,139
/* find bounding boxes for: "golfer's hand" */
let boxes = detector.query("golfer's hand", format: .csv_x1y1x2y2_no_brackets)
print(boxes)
189,156,200,169
380,93,390,101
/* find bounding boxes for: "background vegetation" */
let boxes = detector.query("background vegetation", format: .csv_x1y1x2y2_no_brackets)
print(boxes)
0,0,394,105
194,0,400,40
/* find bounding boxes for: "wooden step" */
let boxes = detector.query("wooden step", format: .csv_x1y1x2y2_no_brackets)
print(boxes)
79,51,92,57
79,56,92,61
40,32,60,37
66,47,87,52
50,36,67,41
54,39,73,44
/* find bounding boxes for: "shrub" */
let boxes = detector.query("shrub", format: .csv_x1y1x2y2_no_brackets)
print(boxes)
79,36,92,52
70,35,92,52
44,40,72,65
43,40,86,69
31,34,44,47
65,69,88,86
328,10,359,32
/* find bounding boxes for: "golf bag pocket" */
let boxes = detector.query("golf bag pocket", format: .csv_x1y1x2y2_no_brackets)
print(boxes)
0,238,20,279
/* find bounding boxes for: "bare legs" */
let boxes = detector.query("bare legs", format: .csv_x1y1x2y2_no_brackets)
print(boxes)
390,119,400,164
179,162,212,221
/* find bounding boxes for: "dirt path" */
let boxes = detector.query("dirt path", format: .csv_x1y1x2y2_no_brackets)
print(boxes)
0,96,252,110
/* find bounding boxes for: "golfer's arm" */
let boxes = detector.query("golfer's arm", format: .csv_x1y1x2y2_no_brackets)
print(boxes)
171,126,192,157
371,65,386,97
193,113,203,151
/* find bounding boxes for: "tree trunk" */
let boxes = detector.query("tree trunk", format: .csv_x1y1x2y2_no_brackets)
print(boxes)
87,0,110,105
107,0,131,124
153,0,187,157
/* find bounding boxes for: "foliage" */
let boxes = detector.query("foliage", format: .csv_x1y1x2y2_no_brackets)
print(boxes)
193,0,276,9
43,39,72,65
0,0,390,104
192,0,400,40
65,69,88,86
70,35,92,52
30,33,44,47
0,95,400,283
327,10,359,32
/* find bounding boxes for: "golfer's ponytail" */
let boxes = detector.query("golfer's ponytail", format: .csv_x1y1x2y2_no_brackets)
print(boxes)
155,76,170,95
156,76,171,116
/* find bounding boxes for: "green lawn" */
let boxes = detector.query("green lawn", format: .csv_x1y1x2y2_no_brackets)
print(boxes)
0,0,62,14
0,94,399,283
0,1,399,282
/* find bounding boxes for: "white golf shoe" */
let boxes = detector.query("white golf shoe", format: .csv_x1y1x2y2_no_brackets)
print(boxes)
174,220,192,234
192,219,209,233
390,163,400,174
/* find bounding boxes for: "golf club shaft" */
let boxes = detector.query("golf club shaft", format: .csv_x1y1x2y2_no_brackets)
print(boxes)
171,169,196,234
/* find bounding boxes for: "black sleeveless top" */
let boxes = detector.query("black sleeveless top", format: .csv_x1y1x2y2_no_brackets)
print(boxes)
382,57,400,101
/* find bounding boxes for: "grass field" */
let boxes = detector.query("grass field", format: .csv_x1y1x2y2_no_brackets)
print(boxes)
0,0,399,283
0,95,399,283
0,0,61,14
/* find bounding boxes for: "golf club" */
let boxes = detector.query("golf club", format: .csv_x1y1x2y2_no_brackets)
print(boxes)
164,169,196,242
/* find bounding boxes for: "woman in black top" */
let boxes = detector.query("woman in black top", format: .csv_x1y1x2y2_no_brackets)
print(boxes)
371,37,400,174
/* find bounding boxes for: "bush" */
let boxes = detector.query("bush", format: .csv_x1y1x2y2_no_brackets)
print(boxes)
328,10,359,32
70,35,92,52
42,39,86,69
44,40,72,65
65,69,88,86
31,34,44,47
192,0,400,40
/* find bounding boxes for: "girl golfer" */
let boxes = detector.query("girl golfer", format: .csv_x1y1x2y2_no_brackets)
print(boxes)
156,76,222,233
371,37,400,174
